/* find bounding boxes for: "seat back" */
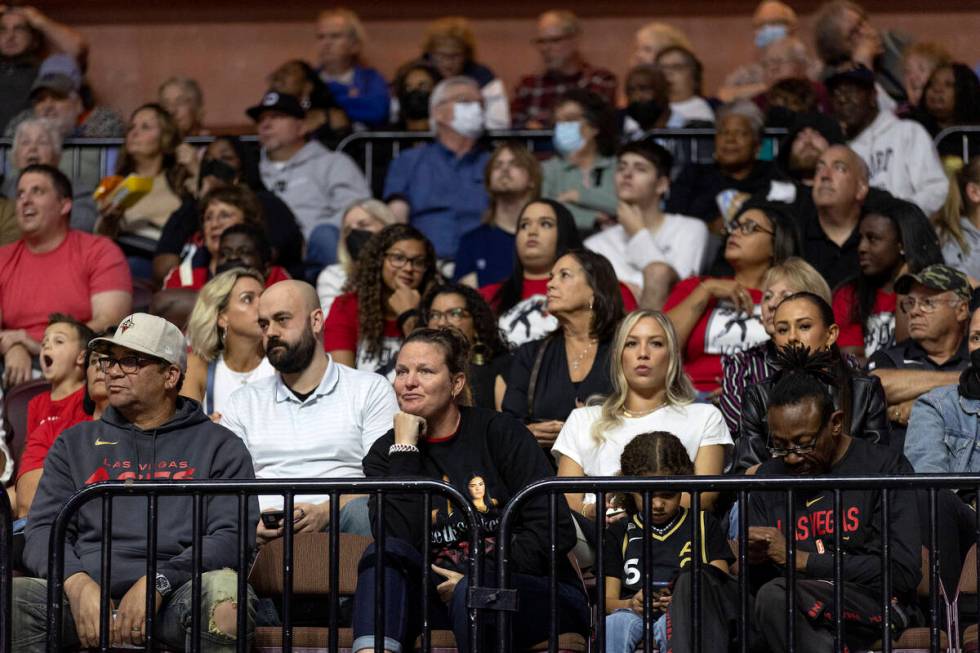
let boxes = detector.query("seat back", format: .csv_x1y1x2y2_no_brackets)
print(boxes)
3,379,50,482
248,532,371,596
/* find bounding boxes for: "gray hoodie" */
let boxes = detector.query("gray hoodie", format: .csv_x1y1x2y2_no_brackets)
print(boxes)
24,398,258,599
259,140,370,239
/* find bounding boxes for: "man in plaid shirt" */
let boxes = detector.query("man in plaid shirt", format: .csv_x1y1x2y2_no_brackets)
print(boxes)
511,10,616,129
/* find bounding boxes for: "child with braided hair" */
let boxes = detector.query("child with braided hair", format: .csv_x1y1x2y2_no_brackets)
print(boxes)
604,431,736,653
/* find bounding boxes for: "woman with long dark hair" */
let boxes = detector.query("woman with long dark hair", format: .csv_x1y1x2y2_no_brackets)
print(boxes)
664,199,800,395
501,249,626,446
481,198,635,346
420,283,511,410
832,194,943,360
324,223,439,378
734,291,890,472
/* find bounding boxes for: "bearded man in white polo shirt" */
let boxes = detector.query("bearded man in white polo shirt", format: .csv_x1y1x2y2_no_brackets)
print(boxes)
222,280,398,540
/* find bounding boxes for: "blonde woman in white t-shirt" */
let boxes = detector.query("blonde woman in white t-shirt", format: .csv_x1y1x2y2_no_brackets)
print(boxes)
553,310,733,521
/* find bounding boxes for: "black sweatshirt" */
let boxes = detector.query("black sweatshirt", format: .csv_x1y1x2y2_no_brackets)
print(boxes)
746,437,921,597
363,405,577,580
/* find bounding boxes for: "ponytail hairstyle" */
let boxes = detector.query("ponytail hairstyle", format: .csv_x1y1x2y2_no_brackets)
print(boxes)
774,293,854,433
938,156,980,255
618,431,694,515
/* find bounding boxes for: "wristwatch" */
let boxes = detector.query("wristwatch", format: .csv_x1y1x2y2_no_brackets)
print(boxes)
155,572,172,598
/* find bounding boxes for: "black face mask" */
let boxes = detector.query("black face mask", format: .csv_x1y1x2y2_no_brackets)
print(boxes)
345,229,373,261
626,99,665,129
766,105,798,129
400,89,431,121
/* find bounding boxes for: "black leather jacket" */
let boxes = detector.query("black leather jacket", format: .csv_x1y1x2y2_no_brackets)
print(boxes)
732,373,891,473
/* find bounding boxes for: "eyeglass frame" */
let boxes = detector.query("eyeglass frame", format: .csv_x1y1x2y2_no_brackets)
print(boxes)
384,251,430,271
427,307,472,323
97,353,165,375
726,217,774,237
898,294,963,314
768,435,820,458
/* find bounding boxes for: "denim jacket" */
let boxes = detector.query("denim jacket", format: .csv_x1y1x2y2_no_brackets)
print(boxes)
905,384,980,473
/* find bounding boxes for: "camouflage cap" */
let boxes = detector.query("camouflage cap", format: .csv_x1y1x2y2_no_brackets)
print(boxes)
895,264,971,301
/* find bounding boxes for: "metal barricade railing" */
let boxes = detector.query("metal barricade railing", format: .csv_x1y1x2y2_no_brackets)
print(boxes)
496,474,980,653
41,478,481,653
935,126,980,162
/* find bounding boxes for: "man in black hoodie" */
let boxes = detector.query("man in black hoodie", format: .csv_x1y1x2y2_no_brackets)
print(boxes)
14,312,259,652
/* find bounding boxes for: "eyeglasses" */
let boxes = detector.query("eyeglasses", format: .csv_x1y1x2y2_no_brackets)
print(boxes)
899,295,962,314
97,354,160,374
727,219,774,237
532,33,572,46
385,252,429,271
769,437,819,458
428,308,471,323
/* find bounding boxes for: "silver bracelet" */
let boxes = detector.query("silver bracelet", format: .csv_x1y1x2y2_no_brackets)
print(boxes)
388,443,420,455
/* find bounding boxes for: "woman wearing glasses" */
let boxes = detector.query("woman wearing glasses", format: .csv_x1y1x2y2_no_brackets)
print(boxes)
664,199,800,396
832,195,942,361
324,224,440,379
420,283,511,410
733,291,890,473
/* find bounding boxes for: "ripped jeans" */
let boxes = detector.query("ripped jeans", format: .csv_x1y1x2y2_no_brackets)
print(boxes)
12,569,256,652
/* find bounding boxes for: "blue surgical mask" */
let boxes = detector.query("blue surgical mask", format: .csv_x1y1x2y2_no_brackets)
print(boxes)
553,121,585,156
755,23,789,49
450,101,484,139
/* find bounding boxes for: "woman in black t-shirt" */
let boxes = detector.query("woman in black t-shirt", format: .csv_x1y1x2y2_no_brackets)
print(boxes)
353,328,589,653
501,249,625,447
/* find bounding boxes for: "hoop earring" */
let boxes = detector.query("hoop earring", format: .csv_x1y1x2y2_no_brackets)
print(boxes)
471,339,488,366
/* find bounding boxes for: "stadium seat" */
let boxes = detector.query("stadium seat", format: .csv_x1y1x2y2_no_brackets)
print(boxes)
3,378,50,483
873,547,950,652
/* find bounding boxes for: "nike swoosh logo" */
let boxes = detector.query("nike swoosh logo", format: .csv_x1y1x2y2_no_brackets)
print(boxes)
805,496,823,508
94,438,118,446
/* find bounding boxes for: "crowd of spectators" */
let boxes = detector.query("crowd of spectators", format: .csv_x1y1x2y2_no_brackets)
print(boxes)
4,0,980,650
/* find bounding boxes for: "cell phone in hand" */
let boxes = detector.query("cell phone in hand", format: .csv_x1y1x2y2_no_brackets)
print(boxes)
261,510,285,529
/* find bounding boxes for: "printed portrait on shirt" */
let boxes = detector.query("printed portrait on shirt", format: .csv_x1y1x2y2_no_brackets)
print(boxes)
499,296,557,346
356,335,402,380
863,312,895,357
430,470,501,571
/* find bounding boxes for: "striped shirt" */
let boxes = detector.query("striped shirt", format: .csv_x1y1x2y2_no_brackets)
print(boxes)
720,342,776,439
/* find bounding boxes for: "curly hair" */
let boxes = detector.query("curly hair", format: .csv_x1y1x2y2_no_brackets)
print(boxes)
618,431,693,515
419,283,510,362
555,88,619,157
115,103,190,198
346,224,438,360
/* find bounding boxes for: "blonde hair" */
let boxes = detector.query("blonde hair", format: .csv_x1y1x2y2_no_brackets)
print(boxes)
636,22,693,54
936,156,979,255
186,268,265,361
763,257,832,305
903,41,952,69
590,310,695,445
337,198,398,273
423,16,477,61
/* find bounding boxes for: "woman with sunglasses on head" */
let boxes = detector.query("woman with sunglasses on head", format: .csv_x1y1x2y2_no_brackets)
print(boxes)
420,283,512,410
324,224,440,379
832,194,942,361
664,199,800,396
734,291,890,473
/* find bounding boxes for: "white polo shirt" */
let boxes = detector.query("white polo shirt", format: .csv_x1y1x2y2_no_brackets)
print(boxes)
222,356,398,511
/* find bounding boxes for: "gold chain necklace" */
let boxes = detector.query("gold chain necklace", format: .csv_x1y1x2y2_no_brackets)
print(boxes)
569,339,597,372
622,402,664,418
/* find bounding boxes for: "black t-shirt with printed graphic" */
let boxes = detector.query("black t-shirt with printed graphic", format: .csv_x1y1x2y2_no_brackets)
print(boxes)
602,508,733,599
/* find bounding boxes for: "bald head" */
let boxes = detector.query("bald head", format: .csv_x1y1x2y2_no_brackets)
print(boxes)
263,280,321,314
258,281,325,375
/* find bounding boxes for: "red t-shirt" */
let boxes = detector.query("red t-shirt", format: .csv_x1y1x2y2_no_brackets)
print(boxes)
163,265,291,290
19,386,90,478
479,278,638,312
663,276,767,392
323,292,404,378
0,230,131,342
832,283,896,355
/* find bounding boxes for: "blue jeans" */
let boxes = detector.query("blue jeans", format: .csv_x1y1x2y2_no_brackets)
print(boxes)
339,496,372,536
305,224,339,281
12,569,256,652
605,609,668,653
351,537,590,653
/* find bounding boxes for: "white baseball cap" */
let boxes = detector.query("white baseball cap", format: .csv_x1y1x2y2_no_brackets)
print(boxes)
89,313,187,370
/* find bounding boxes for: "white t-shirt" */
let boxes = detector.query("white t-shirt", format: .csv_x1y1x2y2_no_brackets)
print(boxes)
585,215,709,288
552,403,732,480
667,97,715,126
209,355,276,417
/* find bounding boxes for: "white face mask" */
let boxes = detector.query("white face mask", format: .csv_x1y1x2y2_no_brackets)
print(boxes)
755,23,789,49
450,101,484,139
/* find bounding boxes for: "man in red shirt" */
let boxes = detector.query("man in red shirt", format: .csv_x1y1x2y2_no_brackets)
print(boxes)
0,164,131,386
511,10,617,128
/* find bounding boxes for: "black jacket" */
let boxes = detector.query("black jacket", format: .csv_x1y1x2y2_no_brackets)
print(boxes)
733,372,891,473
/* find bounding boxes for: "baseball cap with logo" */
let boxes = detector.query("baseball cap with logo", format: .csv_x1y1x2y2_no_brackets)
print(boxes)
89,313,188,370
895,264,971,301
246,90,305,122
